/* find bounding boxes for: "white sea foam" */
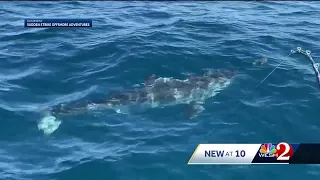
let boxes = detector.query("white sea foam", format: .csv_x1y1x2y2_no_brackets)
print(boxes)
38,115,61,135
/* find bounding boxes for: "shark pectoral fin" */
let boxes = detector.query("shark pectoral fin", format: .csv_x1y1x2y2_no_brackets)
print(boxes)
185,101,205,119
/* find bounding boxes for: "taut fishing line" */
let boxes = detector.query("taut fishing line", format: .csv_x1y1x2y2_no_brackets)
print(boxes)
207,47,319,136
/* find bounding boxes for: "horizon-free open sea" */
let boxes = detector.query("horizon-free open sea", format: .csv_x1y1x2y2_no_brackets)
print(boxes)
1,1,320,180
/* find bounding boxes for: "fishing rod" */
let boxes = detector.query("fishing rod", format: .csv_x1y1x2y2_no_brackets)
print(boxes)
207,47,319,136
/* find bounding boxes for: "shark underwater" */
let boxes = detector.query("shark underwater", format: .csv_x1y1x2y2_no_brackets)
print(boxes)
39,69,237,134
48,69,237,118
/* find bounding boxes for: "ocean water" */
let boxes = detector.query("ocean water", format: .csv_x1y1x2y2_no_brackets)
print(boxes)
1,1,320,180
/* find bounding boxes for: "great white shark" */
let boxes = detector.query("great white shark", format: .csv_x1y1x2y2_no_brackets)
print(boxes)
38,69,237,134
47,69,237,119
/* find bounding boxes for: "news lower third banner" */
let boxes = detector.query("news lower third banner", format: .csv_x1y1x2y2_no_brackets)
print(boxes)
24,19,92,28
188,143,320,164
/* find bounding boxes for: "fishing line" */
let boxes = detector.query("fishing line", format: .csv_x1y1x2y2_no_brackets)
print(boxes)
207,47,319,136
292,47,320,88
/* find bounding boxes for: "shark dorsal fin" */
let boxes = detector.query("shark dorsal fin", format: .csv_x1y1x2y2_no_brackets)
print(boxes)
145,74,159,86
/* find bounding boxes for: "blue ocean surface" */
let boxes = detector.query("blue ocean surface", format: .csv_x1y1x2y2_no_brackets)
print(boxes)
1,1,320,180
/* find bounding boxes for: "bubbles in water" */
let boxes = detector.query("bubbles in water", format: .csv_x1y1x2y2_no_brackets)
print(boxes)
38,115,61,135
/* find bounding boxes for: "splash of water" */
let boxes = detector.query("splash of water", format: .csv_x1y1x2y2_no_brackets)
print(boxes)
37,115,61,135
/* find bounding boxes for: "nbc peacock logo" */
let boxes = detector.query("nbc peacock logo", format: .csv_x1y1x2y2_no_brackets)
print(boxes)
258,143,277,158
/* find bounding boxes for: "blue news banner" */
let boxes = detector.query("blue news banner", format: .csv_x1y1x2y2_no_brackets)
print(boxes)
188,143,320,164
25,19,92,28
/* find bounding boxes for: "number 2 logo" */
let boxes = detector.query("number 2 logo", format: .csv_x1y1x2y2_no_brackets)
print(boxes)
276,142,294,161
